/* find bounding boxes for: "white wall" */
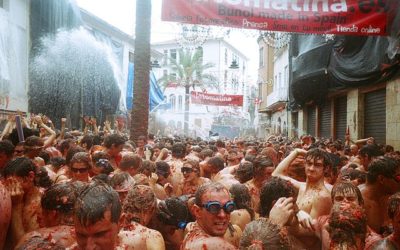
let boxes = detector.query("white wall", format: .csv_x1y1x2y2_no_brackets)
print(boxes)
0,0,29,112
151,38,251,137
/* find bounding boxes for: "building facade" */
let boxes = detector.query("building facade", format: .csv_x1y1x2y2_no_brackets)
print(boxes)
257,33,400,149
152,38,251,138
257,36,290,138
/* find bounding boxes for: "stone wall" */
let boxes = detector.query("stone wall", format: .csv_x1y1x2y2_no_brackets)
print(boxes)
386,78,400,149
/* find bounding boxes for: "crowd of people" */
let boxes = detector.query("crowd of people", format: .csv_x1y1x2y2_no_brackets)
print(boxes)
0,114,400,249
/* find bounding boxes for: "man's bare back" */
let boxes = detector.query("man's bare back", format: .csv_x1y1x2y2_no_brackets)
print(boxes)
0,183,11,250
119,222,165,250
16,225,76,249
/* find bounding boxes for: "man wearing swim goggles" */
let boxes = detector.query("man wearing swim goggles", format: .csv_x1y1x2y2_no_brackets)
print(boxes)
182,182,236,250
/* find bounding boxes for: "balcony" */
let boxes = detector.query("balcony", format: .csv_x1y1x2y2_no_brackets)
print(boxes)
266,88,288,111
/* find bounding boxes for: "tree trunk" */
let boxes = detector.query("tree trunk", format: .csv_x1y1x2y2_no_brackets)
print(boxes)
184,84,190,136
130,0,151,141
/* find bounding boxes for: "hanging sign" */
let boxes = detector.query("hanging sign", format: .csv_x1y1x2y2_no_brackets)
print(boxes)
191,91,243,106
162,0,396,36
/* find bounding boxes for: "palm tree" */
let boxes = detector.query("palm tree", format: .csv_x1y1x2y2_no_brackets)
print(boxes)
130,0,151,141
159,48,218,136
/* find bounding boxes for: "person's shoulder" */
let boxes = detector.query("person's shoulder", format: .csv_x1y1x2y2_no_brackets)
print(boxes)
147,227,164,239
231,209,251,221
200,177,211,184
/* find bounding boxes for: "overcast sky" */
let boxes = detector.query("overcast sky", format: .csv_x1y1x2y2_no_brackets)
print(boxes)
76,0,259,82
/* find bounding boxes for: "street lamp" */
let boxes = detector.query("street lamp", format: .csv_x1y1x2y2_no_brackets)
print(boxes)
229,60,239,69
150,60,161,68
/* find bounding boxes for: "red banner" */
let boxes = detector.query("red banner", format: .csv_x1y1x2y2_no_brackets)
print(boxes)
191,91,243,106
162,0,397,36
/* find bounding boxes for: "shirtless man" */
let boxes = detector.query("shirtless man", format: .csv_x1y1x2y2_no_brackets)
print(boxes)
245,155,275,213
103,133,126,169
299,181,382,250
176,159,210,196
360,156,400,233
150,197,189,250
0,140,14,173
229,184,254,231
182,182,236,250
214,160,253,191
0,182,11,250
226,149,240,167
69,152,92,182
384,192,400,248
119,185,165,250
272,148,332,249
73,181,121,250
15,183,78,248
357,144,383,172
118,152,142,177
200,156,225,180
166,143,185,195
3,157,43,248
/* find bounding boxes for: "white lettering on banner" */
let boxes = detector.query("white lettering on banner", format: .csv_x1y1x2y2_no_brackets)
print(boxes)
195,0,348,13
336,24,358,32
194,92,233,102
243,19,268,28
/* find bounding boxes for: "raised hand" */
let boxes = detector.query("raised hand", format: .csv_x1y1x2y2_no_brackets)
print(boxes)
149,172,158,186
297,210,315,231
33,115,43,125
269,197,294,226
4,177,24,204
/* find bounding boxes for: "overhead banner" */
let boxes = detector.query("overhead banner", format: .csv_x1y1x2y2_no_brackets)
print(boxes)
191,91,243,106
162,0,396,36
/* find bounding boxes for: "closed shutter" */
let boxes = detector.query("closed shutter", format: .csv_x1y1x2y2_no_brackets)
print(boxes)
307,106,316,136
364,89,386,144
335,96,347,140
319,101,332,138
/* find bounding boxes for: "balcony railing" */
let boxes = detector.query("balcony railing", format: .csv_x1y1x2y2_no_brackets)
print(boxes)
266,88,288,107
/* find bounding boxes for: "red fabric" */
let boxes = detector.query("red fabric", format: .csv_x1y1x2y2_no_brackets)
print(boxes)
162,0,394,36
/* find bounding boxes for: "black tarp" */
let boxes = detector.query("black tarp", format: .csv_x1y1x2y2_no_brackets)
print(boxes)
290,2,400,108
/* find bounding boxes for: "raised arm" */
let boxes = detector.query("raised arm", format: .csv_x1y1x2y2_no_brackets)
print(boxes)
272,148,307,189
0,115,15,140
34,116,56,148
83,116,90,135
60,118,66,140
91,118,99,135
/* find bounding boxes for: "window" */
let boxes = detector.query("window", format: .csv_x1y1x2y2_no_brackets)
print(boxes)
171,73,177,80
224,48,228,65
0,0,3,8
163,69,168,78
224,70,228,85
163,49,168,65
232,54,239,65
259,47,264,67
170,94,176,111
278,73,282,89
129,52,134,63
170,49,177,61
284,66,288,87
178,95,183,111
